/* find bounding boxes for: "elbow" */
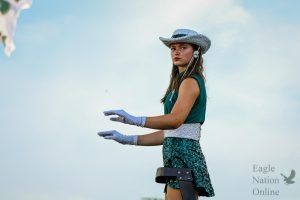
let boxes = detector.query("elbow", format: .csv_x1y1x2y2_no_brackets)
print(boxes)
169,119,184,129
170,124,181,129
168,114,185,129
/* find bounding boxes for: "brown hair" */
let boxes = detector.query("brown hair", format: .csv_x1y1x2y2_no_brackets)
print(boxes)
161,45,205,103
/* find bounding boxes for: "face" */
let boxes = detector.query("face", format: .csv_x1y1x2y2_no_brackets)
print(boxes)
170,43,194,68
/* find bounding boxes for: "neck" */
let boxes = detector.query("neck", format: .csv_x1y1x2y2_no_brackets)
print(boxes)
178,66,186,73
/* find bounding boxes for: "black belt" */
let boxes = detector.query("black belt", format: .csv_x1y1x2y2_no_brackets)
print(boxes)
155,167,197,200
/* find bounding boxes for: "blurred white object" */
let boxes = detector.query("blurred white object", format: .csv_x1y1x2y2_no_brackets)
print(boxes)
0,0,32,56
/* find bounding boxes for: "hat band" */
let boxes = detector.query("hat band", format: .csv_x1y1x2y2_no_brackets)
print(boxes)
172,34,187,38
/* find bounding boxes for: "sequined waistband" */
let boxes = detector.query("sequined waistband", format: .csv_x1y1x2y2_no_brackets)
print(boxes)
164,123,201,141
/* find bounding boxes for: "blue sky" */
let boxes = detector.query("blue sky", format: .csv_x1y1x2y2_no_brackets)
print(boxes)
0,0,299,199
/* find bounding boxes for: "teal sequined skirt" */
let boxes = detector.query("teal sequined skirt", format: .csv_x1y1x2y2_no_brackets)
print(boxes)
163,137,215,197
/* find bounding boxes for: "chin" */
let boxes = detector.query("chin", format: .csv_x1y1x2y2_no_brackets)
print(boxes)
174,61,188,67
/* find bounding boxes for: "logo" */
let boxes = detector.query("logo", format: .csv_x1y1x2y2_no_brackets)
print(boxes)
280,169,296,185
252,165,296,196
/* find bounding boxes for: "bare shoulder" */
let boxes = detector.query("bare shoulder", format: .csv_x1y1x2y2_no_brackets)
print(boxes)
181,77,200,90
179,77,200,96
182,77,198,85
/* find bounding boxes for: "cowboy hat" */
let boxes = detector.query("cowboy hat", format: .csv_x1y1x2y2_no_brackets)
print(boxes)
159,29,211,54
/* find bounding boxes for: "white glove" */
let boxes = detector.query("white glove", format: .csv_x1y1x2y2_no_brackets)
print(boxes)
104,109,146,127
98,130,138,145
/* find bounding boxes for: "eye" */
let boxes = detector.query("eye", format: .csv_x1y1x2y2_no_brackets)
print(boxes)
170,47,176,52
181,45,188,50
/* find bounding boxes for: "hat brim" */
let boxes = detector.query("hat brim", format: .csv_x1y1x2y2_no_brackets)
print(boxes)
159,34,211,54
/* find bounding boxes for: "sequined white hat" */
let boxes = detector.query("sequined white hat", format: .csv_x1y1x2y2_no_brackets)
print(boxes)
159,29,211,54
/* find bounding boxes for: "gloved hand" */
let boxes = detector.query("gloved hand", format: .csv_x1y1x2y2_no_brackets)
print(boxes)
98,130,138,145
103,109,146,127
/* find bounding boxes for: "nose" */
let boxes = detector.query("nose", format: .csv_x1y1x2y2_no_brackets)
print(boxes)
172,49,180,56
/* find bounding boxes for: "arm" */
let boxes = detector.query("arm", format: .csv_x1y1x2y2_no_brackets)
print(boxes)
144,78,200,129
137,130,164,146
98,130,164,146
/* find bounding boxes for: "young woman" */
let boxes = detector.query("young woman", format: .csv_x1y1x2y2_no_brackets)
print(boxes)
98,29,215,200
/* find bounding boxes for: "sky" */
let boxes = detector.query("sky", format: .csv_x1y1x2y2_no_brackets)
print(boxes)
0,0,299,199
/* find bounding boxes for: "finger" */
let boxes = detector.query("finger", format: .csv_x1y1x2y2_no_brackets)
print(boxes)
98,131,114,137
103,135,116,140
103,110,120,116
104,110,126,117
110,117,124,123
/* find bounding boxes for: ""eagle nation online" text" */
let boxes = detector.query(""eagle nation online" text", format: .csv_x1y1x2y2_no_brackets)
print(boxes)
252,164,280,195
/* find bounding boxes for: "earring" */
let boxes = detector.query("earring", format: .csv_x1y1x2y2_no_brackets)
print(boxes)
193,51,199,58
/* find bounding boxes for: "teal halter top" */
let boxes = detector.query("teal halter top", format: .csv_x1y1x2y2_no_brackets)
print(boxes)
164,74,207,124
